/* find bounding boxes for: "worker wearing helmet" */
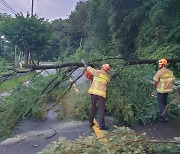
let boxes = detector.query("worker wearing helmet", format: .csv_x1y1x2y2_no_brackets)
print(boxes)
153,58,175,122
86,64,110,130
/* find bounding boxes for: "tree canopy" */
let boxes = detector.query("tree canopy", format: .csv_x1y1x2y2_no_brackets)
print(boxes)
0,13,52,63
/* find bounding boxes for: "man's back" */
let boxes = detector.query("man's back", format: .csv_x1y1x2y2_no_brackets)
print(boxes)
153,67,175,93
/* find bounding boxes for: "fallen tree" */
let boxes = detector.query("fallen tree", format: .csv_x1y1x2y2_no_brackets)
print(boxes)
1,58,179,85
18,58,180,71
123,59,180,65
0,58,179,139
39,126,180,154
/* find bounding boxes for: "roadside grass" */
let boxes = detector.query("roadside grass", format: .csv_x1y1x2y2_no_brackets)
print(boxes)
0,72,36,93
57,82,90,121
0,74,57,140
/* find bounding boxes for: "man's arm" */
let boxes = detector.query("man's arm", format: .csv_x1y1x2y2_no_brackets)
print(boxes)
86,66,97,76
153,72,160,87
154,81,158,87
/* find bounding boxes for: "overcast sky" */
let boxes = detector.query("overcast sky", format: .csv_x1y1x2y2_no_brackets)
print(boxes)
0,0,80,20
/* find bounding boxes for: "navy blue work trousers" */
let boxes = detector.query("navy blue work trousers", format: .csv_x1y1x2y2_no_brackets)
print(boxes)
157,92,168,117
89,94,105,127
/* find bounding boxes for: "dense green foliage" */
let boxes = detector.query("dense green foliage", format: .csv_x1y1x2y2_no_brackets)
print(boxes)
1,0,179,63
106,65,156,124
0,1,179,152
0,57,12,76
0,76,46,139
57,83,89,120
0,71,69,140
0,0,179,126
0,72,35,93
38,127,180,154
73,0,180,124
50,1,89,60
0,13,52,63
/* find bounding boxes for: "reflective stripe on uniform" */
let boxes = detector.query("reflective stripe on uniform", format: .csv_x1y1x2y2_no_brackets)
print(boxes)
88,88,106,97
158,77,174,92
157,88,172,93
161,81,164,91
99,74,109,82
93,77,107,84
160,78,174,82
94,78,98,89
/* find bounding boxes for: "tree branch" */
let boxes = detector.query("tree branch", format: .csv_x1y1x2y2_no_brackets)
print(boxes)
20,62,85,70
19,58,180,71
46,71,84,112
123,59,180,65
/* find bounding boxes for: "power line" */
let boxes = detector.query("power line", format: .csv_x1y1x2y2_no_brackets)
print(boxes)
14,0,27,12
0,0,17,14
31,0,34,16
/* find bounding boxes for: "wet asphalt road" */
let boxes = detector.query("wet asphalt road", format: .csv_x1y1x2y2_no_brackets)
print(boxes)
0,108,93,154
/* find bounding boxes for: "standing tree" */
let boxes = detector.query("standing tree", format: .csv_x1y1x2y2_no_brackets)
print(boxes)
50,19,73,60
0,14,13,60
84,0,111,53
0,13,52,64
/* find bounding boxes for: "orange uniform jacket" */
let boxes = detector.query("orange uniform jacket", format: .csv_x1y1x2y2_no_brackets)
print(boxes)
87,66,110,98
153,67,175,93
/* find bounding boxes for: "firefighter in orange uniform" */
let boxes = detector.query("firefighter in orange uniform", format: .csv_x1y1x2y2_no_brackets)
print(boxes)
153,58,175,122
85,64,110,130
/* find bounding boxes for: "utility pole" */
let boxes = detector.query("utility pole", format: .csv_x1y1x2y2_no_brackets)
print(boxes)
79,38,82,48
31,0,34,16
14,45,17,67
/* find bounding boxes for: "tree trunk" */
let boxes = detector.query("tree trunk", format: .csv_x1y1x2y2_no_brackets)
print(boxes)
24,50,29,64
